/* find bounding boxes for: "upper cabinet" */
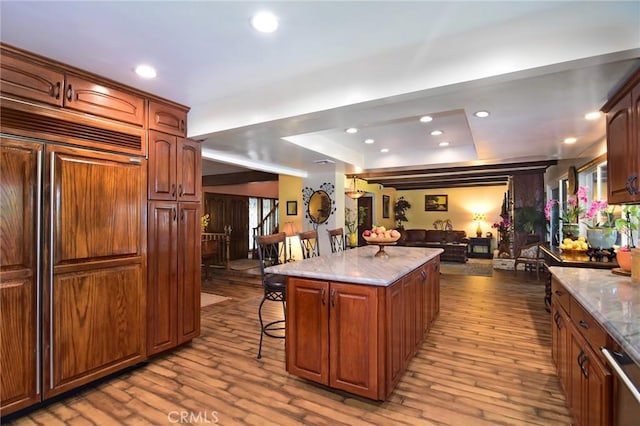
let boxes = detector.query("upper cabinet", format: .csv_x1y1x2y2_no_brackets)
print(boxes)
602,69,640,204
149,100,188,137
148,129,201,202
1,48,145,127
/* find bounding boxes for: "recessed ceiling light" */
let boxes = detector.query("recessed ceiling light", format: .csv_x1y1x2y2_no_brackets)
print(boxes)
564,137,577,144
439,141,450,147
380,148,389,153
135,64,157,79
419,115,433,123
345,127,358,134
364,138,375,144
474,110,490,118
430,130,443,136
251,11,279,33
584,111,601,120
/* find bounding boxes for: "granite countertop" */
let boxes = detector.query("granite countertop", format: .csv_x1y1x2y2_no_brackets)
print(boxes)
265,245,443,286
549,267,640,366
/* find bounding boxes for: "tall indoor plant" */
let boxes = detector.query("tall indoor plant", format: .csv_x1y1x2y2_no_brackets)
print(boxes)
394,196,411,230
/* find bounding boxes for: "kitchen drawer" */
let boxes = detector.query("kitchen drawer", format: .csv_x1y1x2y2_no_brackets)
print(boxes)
570,297,609,352
551,278,571,313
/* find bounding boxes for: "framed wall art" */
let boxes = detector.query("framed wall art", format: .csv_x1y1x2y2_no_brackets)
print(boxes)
382,195,390,218
286,201,298,216
425,194,448,211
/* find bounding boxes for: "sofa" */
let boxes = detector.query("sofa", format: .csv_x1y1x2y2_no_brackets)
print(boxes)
397,229,469,263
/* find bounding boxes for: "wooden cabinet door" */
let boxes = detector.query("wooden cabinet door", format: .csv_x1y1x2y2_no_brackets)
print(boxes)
402,275,416,364
606,92,637,204
63,74,145,126
583,343,612,426
385,279,404,392
286,278,329,384
0,51,64,107
149,100,188,137
44,145,146,398
177,203,201,344
177,139,201,202
329,282,379,399
421,266,431,334
147,201,178,355
552,305,569,395
148,130,177,200
0,138,42,415
429,259,440,323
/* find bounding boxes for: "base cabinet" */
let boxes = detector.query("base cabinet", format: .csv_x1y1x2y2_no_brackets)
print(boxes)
286,257,440,400
551,278,612,426
147,202,201,356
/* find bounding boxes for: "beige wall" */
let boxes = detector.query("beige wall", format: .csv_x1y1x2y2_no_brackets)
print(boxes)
397,185,508,243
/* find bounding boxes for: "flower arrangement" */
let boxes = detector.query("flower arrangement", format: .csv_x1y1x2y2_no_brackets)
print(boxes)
200,214,210,232
345,207,365,234
544,186,614,228
433,218,453,231
492,218,512,233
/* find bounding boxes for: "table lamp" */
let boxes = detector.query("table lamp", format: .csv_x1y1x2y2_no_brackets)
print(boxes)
283,222,298,262
472,213,486,238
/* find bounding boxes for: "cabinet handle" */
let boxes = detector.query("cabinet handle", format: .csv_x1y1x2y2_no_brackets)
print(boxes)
66,84,73,102
321,288,326,305
330,289,336,307
50,81,61,99
171,184,176,197
420,270,427,281
554,290,563,296
579,352,589,378
180,208,185,221
626,173,639,196
173,207,177,221
180,119,185,132
179,184,183,197
579,320,589,330
553,311,560,327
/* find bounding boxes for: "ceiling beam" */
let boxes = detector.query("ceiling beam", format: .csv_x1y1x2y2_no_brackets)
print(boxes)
202,171,278,186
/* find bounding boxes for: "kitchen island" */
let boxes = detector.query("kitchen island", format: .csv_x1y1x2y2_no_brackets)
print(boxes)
266,245,442,400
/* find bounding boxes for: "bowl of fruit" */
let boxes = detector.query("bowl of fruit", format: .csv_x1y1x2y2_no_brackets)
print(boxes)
560,236,588,253
362,226,401,257
362,226,401,243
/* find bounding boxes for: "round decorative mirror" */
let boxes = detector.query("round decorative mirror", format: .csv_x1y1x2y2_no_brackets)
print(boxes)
307,190,331,224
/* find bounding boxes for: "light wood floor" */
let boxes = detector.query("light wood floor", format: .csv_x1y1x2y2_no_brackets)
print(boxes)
6,268,572,425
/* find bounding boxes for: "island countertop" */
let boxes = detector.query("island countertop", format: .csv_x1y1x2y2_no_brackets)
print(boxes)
265,245,443,286
549,267,640,366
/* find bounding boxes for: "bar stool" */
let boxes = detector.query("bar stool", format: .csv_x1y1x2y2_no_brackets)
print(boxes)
327,228,346,253
255,232,287,359
298,230,320,259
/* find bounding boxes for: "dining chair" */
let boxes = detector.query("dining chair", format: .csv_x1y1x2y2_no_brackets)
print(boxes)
327,228,346,253
298,230,320,259
255,232,287,359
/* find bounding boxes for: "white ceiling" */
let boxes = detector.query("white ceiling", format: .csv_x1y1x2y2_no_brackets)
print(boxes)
2,1,639,179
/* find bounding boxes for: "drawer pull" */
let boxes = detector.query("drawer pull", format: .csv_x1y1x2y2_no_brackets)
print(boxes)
321,288,326,306
579,320,589,330
554,290,563,296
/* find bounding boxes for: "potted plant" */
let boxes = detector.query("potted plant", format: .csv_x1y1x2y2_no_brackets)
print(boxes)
614,205,640,271
345,207,364,247
394,196,411,230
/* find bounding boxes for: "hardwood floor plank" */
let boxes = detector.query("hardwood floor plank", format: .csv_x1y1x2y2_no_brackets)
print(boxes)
4,268,572,425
